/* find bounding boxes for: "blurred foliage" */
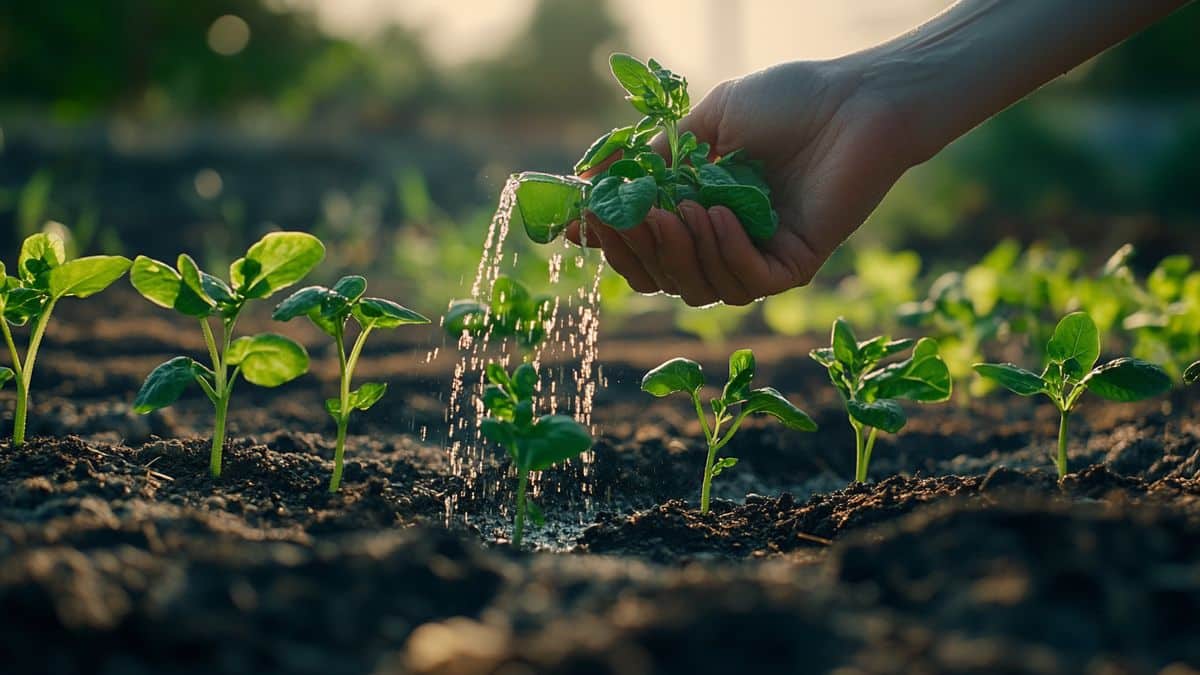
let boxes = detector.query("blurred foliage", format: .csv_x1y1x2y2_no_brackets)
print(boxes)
1071,2,1200,100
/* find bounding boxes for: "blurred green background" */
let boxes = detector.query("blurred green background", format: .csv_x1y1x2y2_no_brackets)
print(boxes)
1,0,1198,359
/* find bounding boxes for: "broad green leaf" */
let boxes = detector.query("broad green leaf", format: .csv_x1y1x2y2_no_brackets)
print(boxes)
272,286,331,322
1084,358,1172,402
200,272,235,305
226,333,309,387
0,366,13,389
514,172,588,244
18,233,65,284
575,126,635,175
831,319,859,368
635,152,666,177
480,418,517,456
134,356,202,413
1185,360,1200,385
722,348,755,403
3,287,47,325
742,387,816,431
606,159,647,180
354,297,430,329
130,256,212,317
482,384,514,419
642,358,704,397
514,399,533,427
47,255,131,300
176,254,214,307
809,347,836,368
332,275,367,302
699,184,777,240
486,363,511,387
1047,312,1100,373
237,232,325,299
444,300,487,334
520,414,594,471
349,382,387,411
490,276,533,322
847,399,907,434
587,175,657,231
716,152,772,195
868,338,952,402
973,363,1046,396
512,363,538,399
609,53,663,101
698,163,736,186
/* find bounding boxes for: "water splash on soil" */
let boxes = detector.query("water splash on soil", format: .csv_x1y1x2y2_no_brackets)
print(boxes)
442,177,607,532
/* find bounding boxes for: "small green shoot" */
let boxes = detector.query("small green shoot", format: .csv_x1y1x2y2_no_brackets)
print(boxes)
514,53,778,244
810,320,952,483
0,231,131,445
975,311,1172,478
478,362,593,548
642,349,816,513
274,275,430,492
131,232,324,477
444,275,553,353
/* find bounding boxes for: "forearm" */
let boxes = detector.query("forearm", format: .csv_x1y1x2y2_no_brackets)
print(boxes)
845,0,1191,164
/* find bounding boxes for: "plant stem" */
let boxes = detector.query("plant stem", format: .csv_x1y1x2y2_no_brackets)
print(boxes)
852,420,869,483
330,329,351,493
513,470,528,548
210,393,229,477
330,417,348,492
1056,409,1071,479
12,300,56,447
860,428,878,483
700,437,718,514
201,317,234,478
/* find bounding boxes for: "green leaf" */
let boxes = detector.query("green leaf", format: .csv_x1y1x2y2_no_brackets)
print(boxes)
354,297,430,329
1084,358,1172,402
134,357,202,413
742,388,817,431
129,256,212,317
47,255,131,300
482,384,514,419
201,272,235,305
514,400,533,427
847,399,907,434
18,233,65,284
973,363,1046,396
0,366,13,389
609,53,663,101
332,275,367,302
697,163,736,186
1185,360,1200,385
329,381,389,415
236,231,326,299
574,126,635,175
226,333,310,387
868,338,952,402
176,254,214,307
512,363,538,399
513,172,588,244
486,363,511,387
272,286,331,322
722,348,755,404
481,418,517,456
809,347,836,368
642,358,704,397
490,275,532,322
587,175,657,231
831,319,859,368
3,287,47,325
710,456,738,478
519,414,594,472
444,300,487,335
1047,312,1100,374
699,184,777,240
606,159,646,180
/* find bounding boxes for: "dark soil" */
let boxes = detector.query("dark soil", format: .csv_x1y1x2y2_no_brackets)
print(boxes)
3,301,1200,674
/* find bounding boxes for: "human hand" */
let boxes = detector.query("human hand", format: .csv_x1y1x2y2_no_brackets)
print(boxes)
567,59,918,306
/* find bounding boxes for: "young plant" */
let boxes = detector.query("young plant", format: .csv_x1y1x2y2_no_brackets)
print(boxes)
444,275,552,354
477,362,592,548
130,232,324,477
641,349,816,513
975,311,1172,478
513,53,778,245
0,232,130,445
273,275,430,492
810,320,952,483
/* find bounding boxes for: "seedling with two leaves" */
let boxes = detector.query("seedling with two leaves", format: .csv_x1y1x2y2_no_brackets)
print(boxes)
130,232,324,477
642,349,816,513
274,275,430,492
810,320,952,483
975,312,1171,478
478,362,593,548
0,232,131,445
444,276,552,354
513,53,779,245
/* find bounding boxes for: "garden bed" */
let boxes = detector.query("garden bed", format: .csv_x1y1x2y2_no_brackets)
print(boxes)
2,298,1200,674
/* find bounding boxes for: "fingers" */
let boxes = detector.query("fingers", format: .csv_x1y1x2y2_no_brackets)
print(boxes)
588,216,658,294
648,207,719,306
563,219,602,248
677,202,755,306
709,206,815,296
611,213,680,296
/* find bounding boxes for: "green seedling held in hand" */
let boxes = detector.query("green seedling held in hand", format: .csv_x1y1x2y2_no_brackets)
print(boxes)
975,311,1171,479
642,349,816,513
0,231,131,446
274,275,429,492
444,276,553,355
811,319,952,484
478,362,592,548
513,53,779,244
130,232,324,478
